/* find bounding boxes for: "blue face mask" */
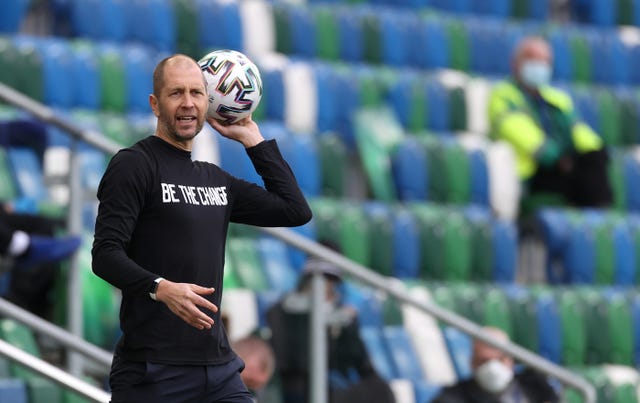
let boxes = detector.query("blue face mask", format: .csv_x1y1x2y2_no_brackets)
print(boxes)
520,60,552,89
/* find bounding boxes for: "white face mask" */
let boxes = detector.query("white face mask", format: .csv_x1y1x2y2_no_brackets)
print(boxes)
519,60,552,89
474,359,514,394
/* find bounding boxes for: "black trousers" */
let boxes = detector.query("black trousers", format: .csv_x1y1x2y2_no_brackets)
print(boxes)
109,354,254,403
529,149,613,208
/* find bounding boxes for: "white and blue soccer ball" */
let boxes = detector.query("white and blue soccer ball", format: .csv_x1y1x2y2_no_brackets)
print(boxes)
198,49,263,124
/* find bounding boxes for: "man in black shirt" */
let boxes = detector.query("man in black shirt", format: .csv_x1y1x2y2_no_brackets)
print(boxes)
92,54,312,403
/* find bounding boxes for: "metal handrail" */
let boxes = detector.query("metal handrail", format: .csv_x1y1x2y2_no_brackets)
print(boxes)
0,298,113,371
260,227,597,403
0,339,110,403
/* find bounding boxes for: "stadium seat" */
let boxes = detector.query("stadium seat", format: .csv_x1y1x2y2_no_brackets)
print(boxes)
408,16,447,70
535,292,562,364
379,10,410,68
277,133,321,197
468,149,490,207
6,147,48,204
362,201,394,276
387,73,427,133
383,326,425,382
0,378,27,403
227,238,270,291
36,39,75,108
256,237,297,292
464,206,495,281
122,45,157,114
313,5,339,61
71,41,102,110
97,43,127,112
360,325,397,380
197,0,242,52
390,136,429,201
173,0,199,57
287,4,317,59
555,288,587,366
442,326,472,380
390,207,420,279
0,0,31,33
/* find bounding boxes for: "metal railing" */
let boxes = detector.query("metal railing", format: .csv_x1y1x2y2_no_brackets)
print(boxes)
0,81,596,403
261,227,597,403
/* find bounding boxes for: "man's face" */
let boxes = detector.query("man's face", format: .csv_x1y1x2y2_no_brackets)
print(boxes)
151,60,209,148
471,341,514,371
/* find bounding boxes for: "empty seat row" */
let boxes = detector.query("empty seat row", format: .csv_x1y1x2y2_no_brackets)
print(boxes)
537,207,640,285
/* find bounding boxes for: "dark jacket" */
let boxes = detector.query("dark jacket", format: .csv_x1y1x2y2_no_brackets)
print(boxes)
432,368,559,403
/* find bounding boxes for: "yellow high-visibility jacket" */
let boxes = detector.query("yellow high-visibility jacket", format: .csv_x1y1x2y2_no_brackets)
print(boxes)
488,80,603,180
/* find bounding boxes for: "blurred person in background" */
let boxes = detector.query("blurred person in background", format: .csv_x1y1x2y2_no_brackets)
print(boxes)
432,327,559,403
266,246,395,403
233,335,276,402
488,36,612,214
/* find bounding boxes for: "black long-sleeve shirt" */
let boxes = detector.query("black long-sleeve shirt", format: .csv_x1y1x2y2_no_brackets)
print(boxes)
92,135,312,365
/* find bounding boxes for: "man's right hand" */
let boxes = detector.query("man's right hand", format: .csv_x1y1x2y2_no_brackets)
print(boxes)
154,279,218,330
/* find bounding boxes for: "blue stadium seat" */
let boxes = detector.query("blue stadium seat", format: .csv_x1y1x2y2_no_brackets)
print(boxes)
470,0,510,17
79,148,107,191
257,237,298,292
430,0,472,14
425,78,450,132
70,0,102,40
409,16,449,70
313,63,340,133
624,154,640,212
469,149,489,207
587,31,630,86
547,30,573,83
528,0,550,20
197,0,242,52
259,67,285,122
123,45,157,113
34,38,75,108
631,295,640,367
216,136,262,185
442,326,472,380
0,0,31,33
379,10,410,68
492,219,518,282
289,5,317,59
570,87,600,134
278,134,321,198
612,221,636,286
71,42,101,110
391,136,429,201
336,7,364,63
6,147,47,203
359,326,397,381
286,220,316,272
386,72,425,132
342,282,384,328
383,326,425,382
391,207,420,279
0,378,27,403
536,294,562,364
562,221,596,284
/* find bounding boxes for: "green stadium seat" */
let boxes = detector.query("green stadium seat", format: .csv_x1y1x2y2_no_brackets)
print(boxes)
411,204,472,281
569,32,592,83
173,0,200,58
555,288,587,366
318,133,348,198
272,4,293,55
227,238,269,291
445,19,470,72
14,39,44,103
593,218,616,285
617,93,639,146
596,90,622,146
362,202,394,276
0,147,19,202
608,149,627,211
361,11,381,65
314,6,339,61
98,44,126,112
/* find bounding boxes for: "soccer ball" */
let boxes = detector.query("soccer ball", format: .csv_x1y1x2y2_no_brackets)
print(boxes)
198,49,263,124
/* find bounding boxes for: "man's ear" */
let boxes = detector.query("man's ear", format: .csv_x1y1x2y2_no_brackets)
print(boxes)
149,94,160,117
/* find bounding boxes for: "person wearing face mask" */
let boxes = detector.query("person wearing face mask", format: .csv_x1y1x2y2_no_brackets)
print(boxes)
488,36,612,214
432,327,559,403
